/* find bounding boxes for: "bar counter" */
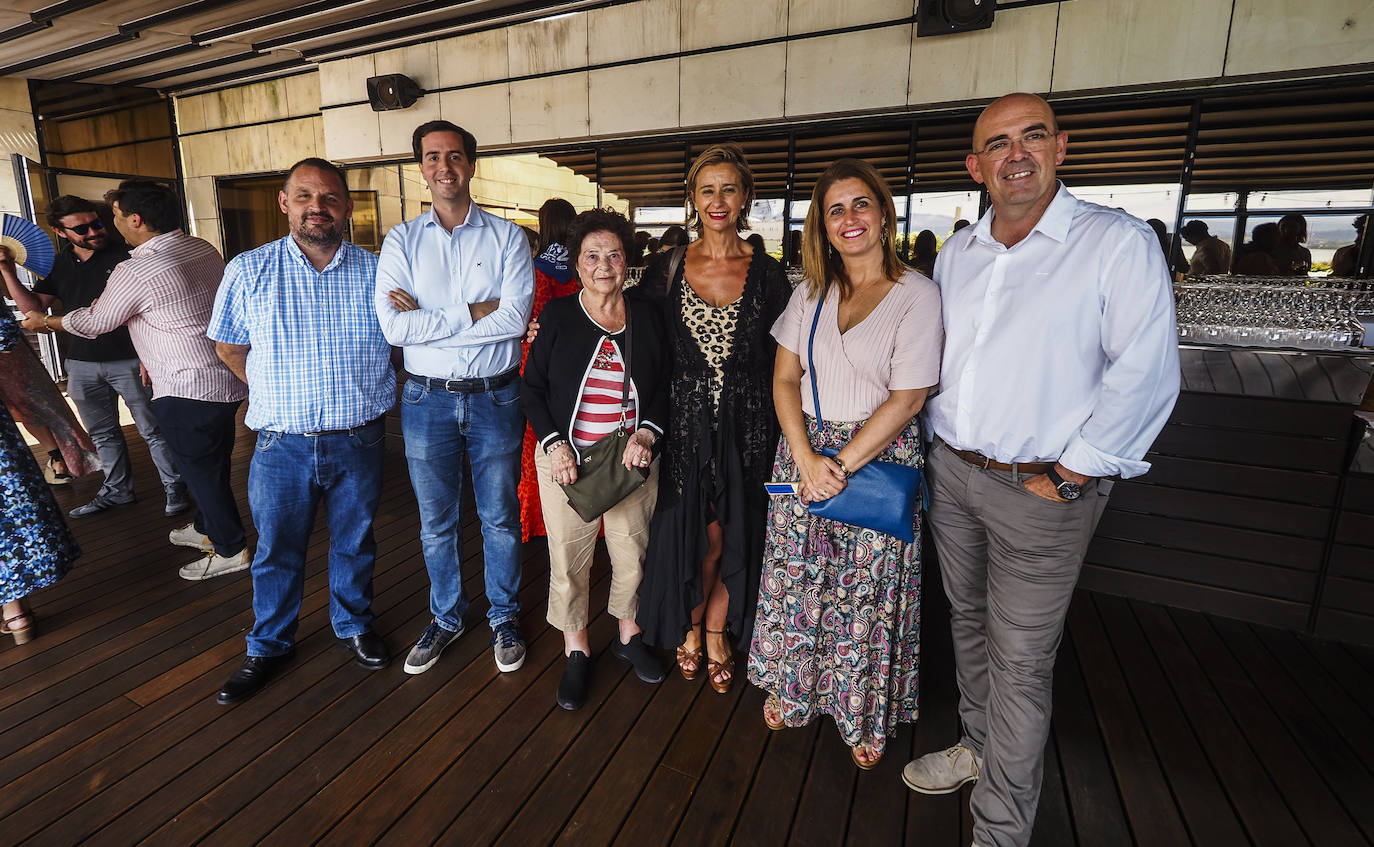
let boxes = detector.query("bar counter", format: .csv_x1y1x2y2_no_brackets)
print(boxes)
1080,344,1374,645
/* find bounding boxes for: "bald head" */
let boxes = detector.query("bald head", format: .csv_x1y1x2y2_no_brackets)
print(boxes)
972,93,1058,153
963,92,1067,238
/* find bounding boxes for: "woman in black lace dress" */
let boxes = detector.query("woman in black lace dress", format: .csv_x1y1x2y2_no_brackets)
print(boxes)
633,144,791,693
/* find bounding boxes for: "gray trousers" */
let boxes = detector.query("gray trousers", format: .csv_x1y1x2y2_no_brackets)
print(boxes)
925,442,1108,847
65,358,183,501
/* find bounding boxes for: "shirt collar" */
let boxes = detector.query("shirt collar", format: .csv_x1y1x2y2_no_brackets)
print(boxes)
130,229,183,258
423,201,484,232
283,234,350,273
966,182,1076,249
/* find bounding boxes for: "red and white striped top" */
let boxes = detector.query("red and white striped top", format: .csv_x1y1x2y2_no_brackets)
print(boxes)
571,337,637,449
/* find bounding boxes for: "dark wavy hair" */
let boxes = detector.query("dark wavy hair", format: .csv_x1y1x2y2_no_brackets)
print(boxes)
565,208,636,264
45,195,98,229
104,180,183,235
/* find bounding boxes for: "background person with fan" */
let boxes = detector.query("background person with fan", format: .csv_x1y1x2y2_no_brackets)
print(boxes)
23,180,250,582
1,196,189,520
745,158,943,771
1,214,70,485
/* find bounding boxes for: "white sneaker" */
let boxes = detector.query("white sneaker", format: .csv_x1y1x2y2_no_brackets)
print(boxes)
178,549,250,581
169,523,214,553
902,744,983,794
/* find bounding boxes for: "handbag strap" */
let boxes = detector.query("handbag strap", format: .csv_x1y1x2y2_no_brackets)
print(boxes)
618,303,633,428
806,294,826,429
663,245,686,298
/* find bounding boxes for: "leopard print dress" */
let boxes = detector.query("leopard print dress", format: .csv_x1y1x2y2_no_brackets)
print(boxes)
679,281,741,416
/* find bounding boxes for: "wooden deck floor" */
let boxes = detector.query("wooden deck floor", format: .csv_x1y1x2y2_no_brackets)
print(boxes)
4,420,1374,846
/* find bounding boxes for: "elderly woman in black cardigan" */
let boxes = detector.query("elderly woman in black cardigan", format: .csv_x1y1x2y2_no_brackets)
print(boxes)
522,208,671,711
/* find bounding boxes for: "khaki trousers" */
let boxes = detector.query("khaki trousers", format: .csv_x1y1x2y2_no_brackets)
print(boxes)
534,447,659,632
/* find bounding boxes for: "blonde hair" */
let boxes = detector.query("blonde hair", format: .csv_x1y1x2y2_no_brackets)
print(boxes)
685,143,754,234
800,158,905,300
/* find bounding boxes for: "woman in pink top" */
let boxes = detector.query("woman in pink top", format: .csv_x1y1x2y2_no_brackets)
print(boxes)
747,159,943,770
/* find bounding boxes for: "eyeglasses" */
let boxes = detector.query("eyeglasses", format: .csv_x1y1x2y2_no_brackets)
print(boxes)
60,220,105,235
975,129,1057,159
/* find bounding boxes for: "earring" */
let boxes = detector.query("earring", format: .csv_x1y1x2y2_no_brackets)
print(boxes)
881,227,889,245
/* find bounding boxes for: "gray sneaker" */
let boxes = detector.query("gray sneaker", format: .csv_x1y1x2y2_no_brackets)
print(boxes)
490,621,525,672
69,493,135,519
164,486,193,517
903,744,983,794
404,620,461,675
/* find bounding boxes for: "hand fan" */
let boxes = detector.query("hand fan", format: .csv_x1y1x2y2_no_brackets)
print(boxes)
0,214,56,277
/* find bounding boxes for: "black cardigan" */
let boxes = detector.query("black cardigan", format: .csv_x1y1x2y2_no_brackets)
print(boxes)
521,291,670,456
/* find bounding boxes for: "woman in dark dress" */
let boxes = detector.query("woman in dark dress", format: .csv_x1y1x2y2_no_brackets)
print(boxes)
634,143,791,693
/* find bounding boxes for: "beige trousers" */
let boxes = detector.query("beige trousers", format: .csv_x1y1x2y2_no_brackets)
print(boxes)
534,446,659,632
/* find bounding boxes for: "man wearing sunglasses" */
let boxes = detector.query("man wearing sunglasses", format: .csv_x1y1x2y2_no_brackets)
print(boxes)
0,194,189,520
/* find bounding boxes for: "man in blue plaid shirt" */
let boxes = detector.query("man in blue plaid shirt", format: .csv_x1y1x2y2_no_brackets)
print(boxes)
207,158,398,705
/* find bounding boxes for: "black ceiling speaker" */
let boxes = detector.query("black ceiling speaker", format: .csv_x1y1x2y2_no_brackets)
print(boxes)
917,0,996,37
366,74,422,111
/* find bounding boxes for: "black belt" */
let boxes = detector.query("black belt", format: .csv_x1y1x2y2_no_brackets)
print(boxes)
417,368,519,394
302,416,383,438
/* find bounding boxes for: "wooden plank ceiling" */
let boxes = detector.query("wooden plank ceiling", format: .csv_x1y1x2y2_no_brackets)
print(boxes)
0,0,587,95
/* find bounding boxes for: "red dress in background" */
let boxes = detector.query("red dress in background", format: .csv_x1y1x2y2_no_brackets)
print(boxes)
519,243,581,541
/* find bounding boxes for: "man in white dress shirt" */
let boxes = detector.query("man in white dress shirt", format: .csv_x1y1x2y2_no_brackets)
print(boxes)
902,93,1180,847
375,121,534,676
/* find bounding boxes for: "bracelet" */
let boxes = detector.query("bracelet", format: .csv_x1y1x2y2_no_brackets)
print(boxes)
544,439,568,455
41,314,52,333
833,456,853,478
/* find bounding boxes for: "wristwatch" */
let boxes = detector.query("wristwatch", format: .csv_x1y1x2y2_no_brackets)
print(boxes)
1045,466,1082,501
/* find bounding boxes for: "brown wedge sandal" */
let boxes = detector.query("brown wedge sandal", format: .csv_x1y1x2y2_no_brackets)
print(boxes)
4,612,35,645
705,628,734,694
675,623,702,681
763,694,785,731
851,742,882,771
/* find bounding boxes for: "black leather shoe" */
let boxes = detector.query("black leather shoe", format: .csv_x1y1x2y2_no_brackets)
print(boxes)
340,631,390,670
217,651,294,705
556,651,592,711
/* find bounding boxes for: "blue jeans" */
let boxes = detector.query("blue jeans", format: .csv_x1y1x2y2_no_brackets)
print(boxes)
245,417,386,657
401,376,524,632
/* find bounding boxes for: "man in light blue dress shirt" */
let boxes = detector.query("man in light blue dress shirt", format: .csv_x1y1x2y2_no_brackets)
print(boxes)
375,121,534,676
209,158,398,705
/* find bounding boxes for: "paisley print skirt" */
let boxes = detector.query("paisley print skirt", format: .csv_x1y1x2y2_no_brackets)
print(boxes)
746,414,922,754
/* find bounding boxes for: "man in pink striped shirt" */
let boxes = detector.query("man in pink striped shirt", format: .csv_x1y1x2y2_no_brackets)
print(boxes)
24,180,250,580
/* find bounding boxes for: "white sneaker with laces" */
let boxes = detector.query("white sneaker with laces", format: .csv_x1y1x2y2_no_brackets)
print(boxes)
902,743,983,794
169,523,214,553
179,549,250,581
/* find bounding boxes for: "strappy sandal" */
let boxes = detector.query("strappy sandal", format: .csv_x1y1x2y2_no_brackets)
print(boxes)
851,741,881,771
4,612,35,645
676,624,702,681
43,450,72,485
705,628,733,694
763,694,785,731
